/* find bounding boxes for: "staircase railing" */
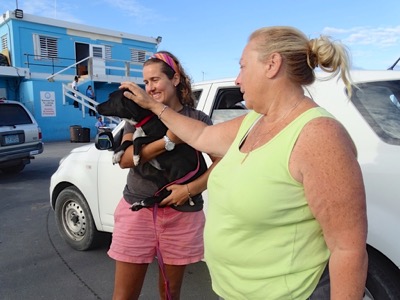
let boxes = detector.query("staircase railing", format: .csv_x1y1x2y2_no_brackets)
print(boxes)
47,57,91,82
62,84,120,125
46,56,144,81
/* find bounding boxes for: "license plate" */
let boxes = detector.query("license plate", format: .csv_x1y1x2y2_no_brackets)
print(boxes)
4,134,20,145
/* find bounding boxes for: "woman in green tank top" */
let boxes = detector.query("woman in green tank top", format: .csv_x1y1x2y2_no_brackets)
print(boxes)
121,26,368,300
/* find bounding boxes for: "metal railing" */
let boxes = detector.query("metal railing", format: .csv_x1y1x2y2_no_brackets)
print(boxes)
24,53,75,69
24,53,141,123
62,84,120,125
23,53,145,82
47,57,91,82
24,54,145,81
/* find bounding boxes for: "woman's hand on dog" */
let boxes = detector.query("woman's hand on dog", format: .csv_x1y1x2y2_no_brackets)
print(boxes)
160,184,189,207
120,81,158,111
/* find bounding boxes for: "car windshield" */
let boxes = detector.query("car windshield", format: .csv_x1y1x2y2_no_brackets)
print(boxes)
351,80,400,145
0,104,33,126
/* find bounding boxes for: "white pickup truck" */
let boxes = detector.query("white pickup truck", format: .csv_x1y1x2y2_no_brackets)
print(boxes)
50,71,400,299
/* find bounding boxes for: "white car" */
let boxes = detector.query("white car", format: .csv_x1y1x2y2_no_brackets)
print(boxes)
50,71,400,299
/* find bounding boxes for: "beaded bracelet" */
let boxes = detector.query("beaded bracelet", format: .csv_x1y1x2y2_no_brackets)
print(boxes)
158,105,168,119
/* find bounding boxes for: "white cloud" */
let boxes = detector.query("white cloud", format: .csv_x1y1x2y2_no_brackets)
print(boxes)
322,25,400,48
102,0,165,24
0,0,164,25
317,25,400,70
1,0,82,23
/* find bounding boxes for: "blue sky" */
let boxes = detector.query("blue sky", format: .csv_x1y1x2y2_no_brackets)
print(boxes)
2,0,400,82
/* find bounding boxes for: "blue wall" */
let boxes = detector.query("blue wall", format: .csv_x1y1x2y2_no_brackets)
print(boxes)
7,17,156,76
27,80,122,141
1,13,158,142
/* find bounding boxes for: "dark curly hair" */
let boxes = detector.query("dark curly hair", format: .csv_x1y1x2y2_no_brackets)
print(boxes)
144,51,195,108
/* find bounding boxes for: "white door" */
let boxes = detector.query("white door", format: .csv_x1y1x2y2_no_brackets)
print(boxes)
90,45,105,76
97,146,128,230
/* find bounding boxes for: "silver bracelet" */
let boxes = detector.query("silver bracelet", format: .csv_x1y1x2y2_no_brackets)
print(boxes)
186,184,195,206
158,105,168,119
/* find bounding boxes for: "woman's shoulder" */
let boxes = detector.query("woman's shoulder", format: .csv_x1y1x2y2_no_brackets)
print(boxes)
297,107,355,153
181,105,212,125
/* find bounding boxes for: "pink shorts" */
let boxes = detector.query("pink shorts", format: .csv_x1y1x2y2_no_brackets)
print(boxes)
108,198,205,265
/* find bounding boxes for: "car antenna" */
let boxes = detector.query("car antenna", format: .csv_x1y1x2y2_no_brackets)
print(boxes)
387,57,400,70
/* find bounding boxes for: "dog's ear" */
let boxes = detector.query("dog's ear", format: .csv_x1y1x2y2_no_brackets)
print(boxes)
98,88,153,120
110,89,126,99
119,88,133,102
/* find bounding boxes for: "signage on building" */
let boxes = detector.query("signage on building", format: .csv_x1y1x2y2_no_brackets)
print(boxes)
40,91,56,117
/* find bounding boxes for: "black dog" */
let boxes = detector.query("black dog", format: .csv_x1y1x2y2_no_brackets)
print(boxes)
96,89,208,210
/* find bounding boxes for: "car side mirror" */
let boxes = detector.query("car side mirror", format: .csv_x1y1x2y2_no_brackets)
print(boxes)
95,131,114,150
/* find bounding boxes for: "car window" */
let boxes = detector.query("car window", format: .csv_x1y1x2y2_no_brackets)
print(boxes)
351,80,400,145
210,88,248,124
0,104,33,126
192,90,202,108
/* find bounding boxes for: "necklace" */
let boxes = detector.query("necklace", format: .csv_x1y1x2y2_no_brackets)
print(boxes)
241,98,303,164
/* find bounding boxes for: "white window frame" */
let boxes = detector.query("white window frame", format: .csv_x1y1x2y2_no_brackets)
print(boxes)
1,34,7,50
33,34,59,60
104,45,112,60
130,49,147,64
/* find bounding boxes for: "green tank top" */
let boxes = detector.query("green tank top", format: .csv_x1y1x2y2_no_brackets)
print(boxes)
205,108,332,299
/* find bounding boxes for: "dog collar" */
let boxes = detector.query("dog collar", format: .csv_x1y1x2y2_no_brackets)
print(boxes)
135,114,155,128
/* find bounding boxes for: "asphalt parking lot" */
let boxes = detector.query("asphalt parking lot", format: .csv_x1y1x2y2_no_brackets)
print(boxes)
0,140,217,300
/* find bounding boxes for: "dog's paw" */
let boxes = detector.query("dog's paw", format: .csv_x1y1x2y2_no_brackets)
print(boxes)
130,201,145,211
133,154,141,166
148,158,162,170
112,151,124,165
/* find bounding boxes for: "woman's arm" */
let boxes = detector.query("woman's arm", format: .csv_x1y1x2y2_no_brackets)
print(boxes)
159,156,221,207
291,117,368,300
119,130,220,207
119,81,244,157
119,132,168,168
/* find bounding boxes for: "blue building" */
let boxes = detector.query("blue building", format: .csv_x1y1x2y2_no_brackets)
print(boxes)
0,9,160,141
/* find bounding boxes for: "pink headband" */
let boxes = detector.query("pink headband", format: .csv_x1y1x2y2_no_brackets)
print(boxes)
152,53,179,75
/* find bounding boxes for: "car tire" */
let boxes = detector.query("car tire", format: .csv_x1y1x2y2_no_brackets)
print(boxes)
54,186,103,251
364,246,400,299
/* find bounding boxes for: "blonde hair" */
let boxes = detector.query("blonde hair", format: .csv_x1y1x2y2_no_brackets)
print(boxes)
249,26,352,96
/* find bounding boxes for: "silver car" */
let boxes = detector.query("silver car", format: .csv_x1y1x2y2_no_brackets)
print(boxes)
0,99,43,174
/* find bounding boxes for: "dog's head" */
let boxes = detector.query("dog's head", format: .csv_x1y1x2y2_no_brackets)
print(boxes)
96,89,152,121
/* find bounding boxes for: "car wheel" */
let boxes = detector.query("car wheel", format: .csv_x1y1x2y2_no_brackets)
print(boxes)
363,246,400,299
1,163,25,174
54,186,102,251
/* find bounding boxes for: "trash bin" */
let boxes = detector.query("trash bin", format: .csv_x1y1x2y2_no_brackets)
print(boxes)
79,127,90,142
70,125,82,142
